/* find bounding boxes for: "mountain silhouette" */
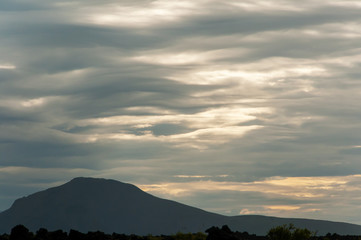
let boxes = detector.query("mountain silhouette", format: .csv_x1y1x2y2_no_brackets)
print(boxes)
1,177,361,235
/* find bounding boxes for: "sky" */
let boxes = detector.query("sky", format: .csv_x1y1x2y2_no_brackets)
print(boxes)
1,0,361,225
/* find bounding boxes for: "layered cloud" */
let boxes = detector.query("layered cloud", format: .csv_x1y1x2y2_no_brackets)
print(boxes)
1,0,361,225
139,175,361,223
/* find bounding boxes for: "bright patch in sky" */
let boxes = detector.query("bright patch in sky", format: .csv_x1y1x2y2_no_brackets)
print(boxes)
88,1,200,27
21,98,45,108
0,65,16,69
139,175,361,218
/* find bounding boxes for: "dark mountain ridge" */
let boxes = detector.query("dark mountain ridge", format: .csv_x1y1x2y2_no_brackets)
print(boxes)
1,177,361,235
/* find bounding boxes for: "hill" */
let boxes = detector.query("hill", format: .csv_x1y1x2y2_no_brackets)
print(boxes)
1,177,361,235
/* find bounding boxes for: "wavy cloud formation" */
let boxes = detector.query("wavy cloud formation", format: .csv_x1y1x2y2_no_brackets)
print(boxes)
1,0,361,224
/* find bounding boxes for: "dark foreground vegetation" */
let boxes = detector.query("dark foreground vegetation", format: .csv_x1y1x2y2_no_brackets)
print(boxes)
2,224,361,240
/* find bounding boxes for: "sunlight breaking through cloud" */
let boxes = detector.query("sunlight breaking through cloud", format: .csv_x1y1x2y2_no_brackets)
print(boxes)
86,1,204,27
21,98,46,108
0,64,16,69
75,106,270,148
139,175,361,218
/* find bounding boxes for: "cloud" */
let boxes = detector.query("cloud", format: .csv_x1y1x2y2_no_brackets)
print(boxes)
139,175,361,220
87,1,205,28
72,106,268,148
1,0,361,225
0,65,16,70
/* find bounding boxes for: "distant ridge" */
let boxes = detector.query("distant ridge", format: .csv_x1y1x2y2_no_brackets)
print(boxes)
1,177,361,235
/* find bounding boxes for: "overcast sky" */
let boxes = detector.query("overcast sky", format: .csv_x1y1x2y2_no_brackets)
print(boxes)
1,0,361,225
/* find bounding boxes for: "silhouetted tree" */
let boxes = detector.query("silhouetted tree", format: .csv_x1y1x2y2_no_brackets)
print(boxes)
292,227,312,240
160,235,175,240
68,229,84,240
35,228,48,240
267,225,292,240
7,224,361,240
111,233,129,240
267,224,312,240
129,234,145,240
206,225,239,240
48,230,67,240
191,232,207,240
10,225,33,240
0,233,9,240
86,230,110,240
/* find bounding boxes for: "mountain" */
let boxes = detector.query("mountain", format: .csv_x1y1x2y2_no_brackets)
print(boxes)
1,177,361,235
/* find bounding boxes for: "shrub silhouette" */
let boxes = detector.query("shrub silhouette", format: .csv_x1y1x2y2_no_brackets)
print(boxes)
267,224,312,240
35,228,48,240
3,224,361,240
206,225,239,240
69,229,85,240
48,230,67,240
10,225,33,240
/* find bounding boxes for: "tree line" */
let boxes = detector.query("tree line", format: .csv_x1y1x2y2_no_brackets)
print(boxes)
1,224,361,240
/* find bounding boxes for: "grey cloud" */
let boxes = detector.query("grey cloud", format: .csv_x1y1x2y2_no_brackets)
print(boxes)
0,107,41,124
1,141,93,167
2,23,162,50
153,5,361,39
0,0,48,11
146,123,191,136
340,148,361,155
1,0,361,224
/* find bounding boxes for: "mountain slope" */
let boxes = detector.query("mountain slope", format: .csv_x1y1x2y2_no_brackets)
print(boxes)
1,177,361,235
0,177,225,234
